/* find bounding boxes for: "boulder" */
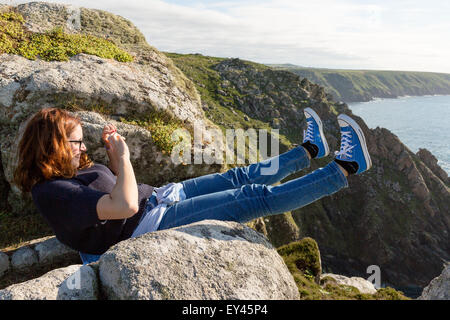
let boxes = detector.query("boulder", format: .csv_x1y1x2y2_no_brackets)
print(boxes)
320,273,377,294
34,236,78,264
10,247,38,271
99,220,300,300
418,264,450,300
0,264,98,300
0,53,205,125
0,236,83,287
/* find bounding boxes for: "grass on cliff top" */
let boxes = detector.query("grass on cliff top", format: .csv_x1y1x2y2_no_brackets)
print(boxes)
164,52,294,160
0,10,133,62
277,238,410,300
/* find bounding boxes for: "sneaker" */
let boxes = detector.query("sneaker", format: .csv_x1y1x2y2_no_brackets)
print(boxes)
303,107,330,158
335,114,372,174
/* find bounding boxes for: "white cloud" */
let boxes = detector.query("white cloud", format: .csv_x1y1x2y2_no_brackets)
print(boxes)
4,0,450,73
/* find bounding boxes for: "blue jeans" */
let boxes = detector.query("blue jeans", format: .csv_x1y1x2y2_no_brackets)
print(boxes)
157,146,348,230
79,146,348,264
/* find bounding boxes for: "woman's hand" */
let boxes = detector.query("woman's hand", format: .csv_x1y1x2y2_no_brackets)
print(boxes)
102,123,117,150
102,124,128,175
107,132,130,161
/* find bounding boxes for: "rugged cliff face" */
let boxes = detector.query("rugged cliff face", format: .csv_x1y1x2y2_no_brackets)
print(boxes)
167,54,450,294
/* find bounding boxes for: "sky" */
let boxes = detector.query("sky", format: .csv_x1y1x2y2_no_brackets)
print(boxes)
4,0,450,73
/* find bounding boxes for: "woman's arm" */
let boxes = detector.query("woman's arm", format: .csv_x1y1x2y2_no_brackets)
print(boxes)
105,145,120,175
97,133,139,220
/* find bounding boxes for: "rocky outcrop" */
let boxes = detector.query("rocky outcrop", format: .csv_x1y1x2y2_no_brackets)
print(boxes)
0,53,204,125
10,247,38,271
418,264,450,300
417,148,449,185
0,220,300,300
2,220,413,300
213,58,329,132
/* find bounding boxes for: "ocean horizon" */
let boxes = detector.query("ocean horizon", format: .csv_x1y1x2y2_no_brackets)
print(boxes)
348,94,450,175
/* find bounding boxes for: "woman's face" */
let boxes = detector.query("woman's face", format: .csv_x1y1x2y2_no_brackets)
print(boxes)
67,124,87,169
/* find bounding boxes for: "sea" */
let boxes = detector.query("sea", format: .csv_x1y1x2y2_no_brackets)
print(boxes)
348,95,450,175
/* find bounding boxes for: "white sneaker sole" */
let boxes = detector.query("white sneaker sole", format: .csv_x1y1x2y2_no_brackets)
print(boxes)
304,107,330,156
337,114,372,170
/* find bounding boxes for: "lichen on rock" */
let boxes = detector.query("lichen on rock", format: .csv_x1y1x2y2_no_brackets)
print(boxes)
0,10,133,62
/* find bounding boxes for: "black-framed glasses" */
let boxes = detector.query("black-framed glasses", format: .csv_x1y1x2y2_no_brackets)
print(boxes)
69,140,84,149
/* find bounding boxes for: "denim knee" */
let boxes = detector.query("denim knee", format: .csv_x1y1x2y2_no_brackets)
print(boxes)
238,183,274,216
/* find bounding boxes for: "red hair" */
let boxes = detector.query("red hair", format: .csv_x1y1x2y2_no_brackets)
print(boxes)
13,108,93,193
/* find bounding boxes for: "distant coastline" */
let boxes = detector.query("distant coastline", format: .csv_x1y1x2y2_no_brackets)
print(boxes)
356,93,450,103
268,64,450,103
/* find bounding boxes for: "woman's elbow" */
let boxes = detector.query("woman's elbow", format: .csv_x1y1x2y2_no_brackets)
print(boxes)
97,195,139,220
126,203,139,217
117,200,139,219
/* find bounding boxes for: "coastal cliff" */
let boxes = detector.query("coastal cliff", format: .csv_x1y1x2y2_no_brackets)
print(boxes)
270,64,450,103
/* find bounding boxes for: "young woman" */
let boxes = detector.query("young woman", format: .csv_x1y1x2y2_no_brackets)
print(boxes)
13,107,371,263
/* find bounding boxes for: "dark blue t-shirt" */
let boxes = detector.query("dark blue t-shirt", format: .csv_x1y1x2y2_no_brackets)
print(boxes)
31,163,154,255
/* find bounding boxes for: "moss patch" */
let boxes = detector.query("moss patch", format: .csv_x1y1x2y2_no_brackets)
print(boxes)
119,111,189,156
278,238,322,278
0,10,133,62
277,238,410,300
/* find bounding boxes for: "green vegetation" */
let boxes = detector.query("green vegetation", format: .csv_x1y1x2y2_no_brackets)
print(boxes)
260,211,300,248
277,239,410,300
271,64,450,102
164,52,294,164
0,11,133,62
120,111,188,156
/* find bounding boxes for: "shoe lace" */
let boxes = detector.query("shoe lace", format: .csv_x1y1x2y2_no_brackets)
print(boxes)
303,120,314,142
335,131,355,158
